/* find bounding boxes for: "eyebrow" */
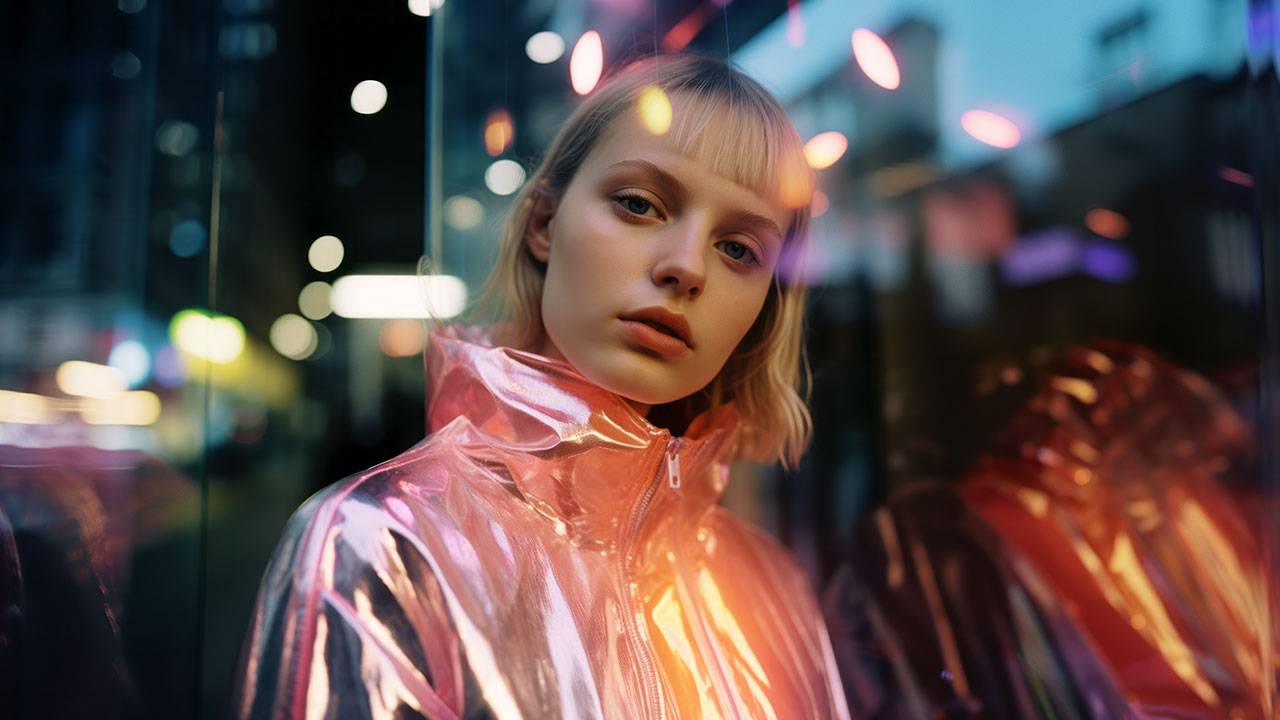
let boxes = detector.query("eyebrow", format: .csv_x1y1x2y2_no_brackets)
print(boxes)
605,159,785,246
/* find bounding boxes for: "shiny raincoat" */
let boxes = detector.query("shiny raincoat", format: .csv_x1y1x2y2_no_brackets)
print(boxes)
232,325,849,719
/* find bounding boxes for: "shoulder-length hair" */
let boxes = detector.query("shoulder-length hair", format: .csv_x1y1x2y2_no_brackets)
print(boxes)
474,53,814,468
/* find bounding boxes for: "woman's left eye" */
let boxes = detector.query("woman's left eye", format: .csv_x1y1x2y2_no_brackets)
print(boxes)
719,240,758,265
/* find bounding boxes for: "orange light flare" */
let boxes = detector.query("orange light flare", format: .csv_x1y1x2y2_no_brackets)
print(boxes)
1085,208,1130,239
570,31,604,95
786,0,804,48
851,28,900,90
483,109,514,157
777,151,815,210
803,131,848,170
961,110,1021,149
379,320,426,358
663,3,718,52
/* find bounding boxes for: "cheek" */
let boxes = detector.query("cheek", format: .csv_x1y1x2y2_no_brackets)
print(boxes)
703,276,772,361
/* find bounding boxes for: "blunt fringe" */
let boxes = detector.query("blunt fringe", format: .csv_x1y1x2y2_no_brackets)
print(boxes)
473,53,814,468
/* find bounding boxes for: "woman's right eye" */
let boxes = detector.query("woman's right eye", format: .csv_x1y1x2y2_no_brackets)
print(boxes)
615,195,653,216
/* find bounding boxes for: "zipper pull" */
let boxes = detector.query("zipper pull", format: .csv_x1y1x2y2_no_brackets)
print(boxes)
667,450,681,489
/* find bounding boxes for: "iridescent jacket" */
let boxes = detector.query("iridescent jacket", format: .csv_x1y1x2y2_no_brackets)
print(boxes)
232,326,849,719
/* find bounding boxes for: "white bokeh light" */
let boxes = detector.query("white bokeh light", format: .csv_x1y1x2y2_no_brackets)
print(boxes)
331,275,467,319
298,281,333,320
526,31,566,64
444,195,484,229
108,340,151,387
350,80,388,115
407,0,444,16
484,159,526,196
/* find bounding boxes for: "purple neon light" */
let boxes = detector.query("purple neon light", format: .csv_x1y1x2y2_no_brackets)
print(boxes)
1080,241,1136,282
999,227,1080,286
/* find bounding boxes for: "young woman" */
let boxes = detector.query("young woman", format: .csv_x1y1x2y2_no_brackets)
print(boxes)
233,54,849,719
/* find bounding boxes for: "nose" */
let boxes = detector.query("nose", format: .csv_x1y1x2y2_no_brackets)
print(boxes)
651,220,707,299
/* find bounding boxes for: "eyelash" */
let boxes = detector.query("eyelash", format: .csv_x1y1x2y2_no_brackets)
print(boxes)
610,192,764,268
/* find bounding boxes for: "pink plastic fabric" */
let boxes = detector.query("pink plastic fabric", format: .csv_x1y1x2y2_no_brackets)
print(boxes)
232,325,849,719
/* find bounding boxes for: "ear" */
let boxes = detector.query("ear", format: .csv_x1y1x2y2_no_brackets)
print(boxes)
524,182,559,263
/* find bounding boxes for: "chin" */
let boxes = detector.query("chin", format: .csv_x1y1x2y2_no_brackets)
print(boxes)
586,359,703,408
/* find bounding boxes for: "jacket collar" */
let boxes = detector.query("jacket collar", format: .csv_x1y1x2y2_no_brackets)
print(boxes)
425,325,739,548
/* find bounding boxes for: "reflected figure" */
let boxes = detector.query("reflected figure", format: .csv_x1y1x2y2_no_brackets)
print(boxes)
0,444,199,720
828,342,1271,719
233,56,848,719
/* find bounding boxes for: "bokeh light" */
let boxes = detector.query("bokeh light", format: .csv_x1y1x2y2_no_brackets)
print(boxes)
170,309,246,364
786,0,804,48
636,86,672,135
526,31,565,64
298,281,333,320
570,31,603,95
803,131,848,170
169,219,207,258
81,391,162,426
484,109,514,156
852,28,901,90
331,274,467,319
0,390,57,424
350,80,388,115
778,151,815,209
108,340,152,387
56,361,127,398
309,234,344,272
379,320,426,357
112,51,142,80
270,314,318,360
153,346,186,386
812,190,830,218
407,0,444,17
485,159,526,196
1219,166,1254,187
155,120,200,157
444,195,484,230
1085,208,1130,239
961,110,1021,149
118,0,146,13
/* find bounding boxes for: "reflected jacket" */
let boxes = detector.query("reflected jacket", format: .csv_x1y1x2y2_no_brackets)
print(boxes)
232,325,850,719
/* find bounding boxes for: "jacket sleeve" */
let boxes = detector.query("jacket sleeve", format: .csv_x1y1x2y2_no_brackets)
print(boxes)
231,488,464,720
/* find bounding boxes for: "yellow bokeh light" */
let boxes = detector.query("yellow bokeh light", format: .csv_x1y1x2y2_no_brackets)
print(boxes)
56,360,127,398
803,131,848,170
570,31,603,95
484,109,514,157
309,235,344,272
81,391,162,426
0,390,58,424
170,309,245,364
636,86,672,135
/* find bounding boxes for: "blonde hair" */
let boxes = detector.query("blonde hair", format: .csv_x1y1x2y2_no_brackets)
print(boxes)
474,54,814,468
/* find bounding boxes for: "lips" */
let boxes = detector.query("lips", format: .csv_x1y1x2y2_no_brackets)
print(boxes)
620,307,693,348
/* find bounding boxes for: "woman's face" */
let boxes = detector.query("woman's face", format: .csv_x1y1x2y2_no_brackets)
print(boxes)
527,108,791,412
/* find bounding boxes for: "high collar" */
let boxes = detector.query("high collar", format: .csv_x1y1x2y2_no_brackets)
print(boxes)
425,325,739,549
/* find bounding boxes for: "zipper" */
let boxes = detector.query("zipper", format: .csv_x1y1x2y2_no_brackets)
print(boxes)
616,437,676,719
